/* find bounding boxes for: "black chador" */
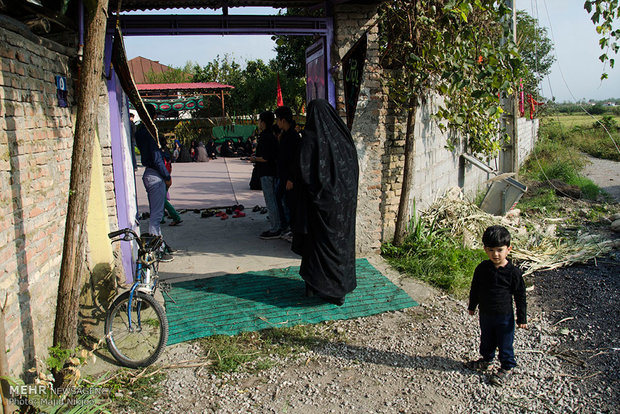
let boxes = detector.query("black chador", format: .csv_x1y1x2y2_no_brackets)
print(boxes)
294,99,359,306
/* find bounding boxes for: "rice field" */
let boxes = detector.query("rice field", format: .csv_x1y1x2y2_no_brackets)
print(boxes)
546,113,620,128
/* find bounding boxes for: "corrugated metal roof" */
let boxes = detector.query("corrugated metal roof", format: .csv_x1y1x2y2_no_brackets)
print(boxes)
137,82,234,90
113,1,322,12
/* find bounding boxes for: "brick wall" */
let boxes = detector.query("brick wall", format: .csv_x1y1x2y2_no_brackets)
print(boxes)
0,20,119,377
0,22,75,375
333,3,385,253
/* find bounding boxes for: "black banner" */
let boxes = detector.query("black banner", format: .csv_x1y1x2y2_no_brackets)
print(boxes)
342,33,368,130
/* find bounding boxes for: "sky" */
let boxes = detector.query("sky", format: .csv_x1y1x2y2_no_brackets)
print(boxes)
123,2,619,103
124,7,279,71
519,0,619,103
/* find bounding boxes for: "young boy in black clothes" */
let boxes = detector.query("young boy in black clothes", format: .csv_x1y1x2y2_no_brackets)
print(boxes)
467,225,527,385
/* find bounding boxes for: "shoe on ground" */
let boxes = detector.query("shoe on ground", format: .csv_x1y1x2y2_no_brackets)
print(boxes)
260,230,281,240
280,231,293,243
252,205,261,212
169,219,183,226
221,213,228,220
233,211,246,218
158,253,174,262
260,207,268,214
466,358,491,371
490,368,511,386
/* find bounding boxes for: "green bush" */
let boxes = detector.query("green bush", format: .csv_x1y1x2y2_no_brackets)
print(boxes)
592,115,618,131
539,160,577,182
382,210,486,298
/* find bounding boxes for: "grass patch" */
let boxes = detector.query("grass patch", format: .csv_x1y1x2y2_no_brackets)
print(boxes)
517,187,559,213
543,114,620,161
520,119,603,201
104,368,166,412
567,127,620,162
381,208,486,299
196,323,343,374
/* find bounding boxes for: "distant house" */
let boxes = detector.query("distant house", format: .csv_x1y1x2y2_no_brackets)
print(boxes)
128,56,191,84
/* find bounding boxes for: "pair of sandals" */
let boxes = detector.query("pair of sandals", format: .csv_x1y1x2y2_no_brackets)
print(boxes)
252,205,269,214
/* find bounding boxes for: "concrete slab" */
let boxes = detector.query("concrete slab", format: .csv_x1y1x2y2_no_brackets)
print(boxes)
135,158,264,212
135,157,299,282
156,209,300,283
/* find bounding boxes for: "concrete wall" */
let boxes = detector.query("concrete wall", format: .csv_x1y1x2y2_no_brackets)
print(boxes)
517,117,539,167
0,18,119,377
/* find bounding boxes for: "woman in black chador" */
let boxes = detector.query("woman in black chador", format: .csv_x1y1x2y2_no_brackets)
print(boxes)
294,99,359,306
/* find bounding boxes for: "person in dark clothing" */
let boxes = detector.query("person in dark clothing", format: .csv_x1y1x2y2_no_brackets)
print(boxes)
206,139,218,159
190,140,198,162
219,139,238,157
251,111,280,239
243,137,255,156
294,99,359,306
134,105,173,262
274,106,301,237
467,225,527,386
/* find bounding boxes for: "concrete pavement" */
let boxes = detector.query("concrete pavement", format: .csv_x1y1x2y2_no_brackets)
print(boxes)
135,158,300,281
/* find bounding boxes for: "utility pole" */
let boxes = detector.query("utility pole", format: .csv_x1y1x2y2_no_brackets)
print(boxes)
501,0,519,175
54,0,110,351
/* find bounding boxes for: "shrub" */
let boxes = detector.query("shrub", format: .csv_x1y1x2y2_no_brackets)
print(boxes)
593,115,618,131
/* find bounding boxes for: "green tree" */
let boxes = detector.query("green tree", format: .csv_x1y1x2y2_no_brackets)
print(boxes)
584,0,620,79
516,10,555,97
144,62,193,83
271,7,317,113
379,0,523,245
192,55,245,117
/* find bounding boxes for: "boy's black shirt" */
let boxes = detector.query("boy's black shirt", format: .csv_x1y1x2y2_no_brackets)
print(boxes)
468,259,527,325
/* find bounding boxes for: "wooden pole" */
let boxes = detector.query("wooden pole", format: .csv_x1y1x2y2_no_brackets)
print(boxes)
220,90,225,118
53,0,110,350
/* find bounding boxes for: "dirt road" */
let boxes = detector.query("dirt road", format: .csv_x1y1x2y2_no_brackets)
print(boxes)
582,154,620,202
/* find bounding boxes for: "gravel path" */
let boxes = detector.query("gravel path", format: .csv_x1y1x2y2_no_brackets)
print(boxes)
582,154,620,203
113,253,619,413
108,156,620,413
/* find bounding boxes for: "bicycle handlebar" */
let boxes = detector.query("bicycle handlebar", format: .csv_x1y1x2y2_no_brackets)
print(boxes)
108,228,163,254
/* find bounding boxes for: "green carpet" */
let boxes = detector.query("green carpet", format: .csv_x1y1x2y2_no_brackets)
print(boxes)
163,258,418,345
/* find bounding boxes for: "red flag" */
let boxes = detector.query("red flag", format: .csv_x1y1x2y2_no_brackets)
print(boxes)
276,74,283,107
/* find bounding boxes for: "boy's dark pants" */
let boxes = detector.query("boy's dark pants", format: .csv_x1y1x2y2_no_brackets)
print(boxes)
479,313,516,370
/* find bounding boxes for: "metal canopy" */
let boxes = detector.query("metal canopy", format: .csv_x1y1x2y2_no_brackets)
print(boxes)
114,14,330,36
112,0,352,12
115,1,316,12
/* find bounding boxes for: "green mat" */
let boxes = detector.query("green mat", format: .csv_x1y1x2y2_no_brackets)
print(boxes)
163,258,418,345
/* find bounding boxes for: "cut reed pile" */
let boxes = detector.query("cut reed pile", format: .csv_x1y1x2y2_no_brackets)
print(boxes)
420,188,617,275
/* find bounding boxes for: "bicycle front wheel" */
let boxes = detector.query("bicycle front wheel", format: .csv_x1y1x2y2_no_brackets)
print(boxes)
104,291,168,368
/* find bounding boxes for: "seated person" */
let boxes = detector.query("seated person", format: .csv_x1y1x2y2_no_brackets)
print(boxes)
195,141,209,162
206,139,218,159
219,139,238,157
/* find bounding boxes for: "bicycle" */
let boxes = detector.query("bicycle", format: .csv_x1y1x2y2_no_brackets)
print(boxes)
104,228,170,368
